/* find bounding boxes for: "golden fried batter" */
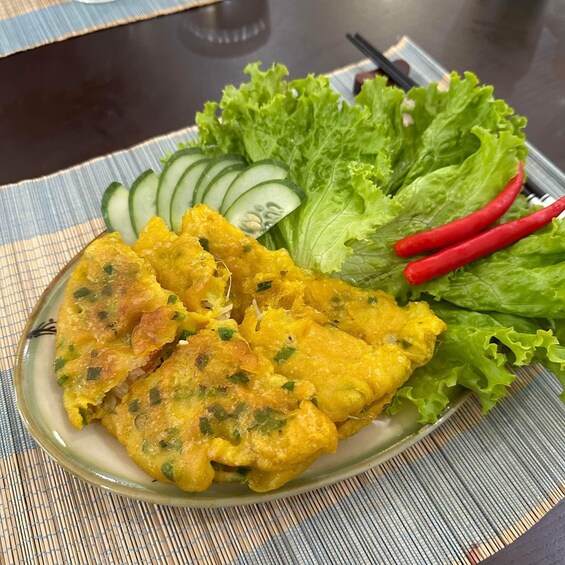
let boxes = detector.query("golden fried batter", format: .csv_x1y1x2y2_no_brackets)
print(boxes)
55,232,197,428
101,324,337,492
133,216,231,320
181,205,307,319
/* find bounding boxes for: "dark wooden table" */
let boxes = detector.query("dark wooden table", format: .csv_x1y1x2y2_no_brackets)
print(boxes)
1,0,563,561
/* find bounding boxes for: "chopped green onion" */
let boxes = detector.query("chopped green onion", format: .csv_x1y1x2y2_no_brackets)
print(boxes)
161,461,174,481
218,327,236,341
73,287,91,299
274,346,296,363
149,387,162,406
128,399,140,413
208,403,228,421
179,329,196,341
86,367,101,381
54,358,66,371
256,280,273,292
228,371,250,385
249,408,286,434
56,375,69,386
199,417,214,435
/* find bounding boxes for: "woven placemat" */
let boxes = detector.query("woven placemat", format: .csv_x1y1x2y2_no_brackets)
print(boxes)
1,38,564,564
0,0,220,58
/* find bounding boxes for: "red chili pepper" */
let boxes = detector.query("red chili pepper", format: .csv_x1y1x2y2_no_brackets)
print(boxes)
404,195,565,286
394,161,524,258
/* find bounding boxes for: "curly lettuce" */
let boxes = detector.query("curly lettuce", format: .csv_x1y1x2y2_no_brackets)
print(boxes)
389,305,565,422
197,63,397,273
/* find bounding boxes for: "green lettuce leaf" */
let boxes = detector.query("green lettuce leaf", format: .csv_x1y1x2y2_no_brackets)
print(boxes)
415,219,565,319
196,63,398,273
357,71,527,195
389,305,565,423
339,127,525,298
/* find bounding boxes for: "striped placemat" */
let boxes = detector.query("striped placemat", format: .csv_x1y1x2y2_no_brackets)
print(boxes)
0,0,220,58
1,37,564,564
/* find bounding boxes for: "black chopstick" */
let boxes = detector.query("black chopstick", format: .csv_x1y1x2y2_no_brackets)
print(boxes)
346,32,547,200
346,33,418,91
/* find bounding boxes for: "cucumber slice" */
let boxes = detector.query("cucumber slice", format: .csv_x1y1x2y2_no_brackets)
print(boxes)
101,182,137,245
170,158,212,233
128,169,159,235
224,179,304,238
220,159,289,214
201,163,245,211
193,155,246,205
156,147,205,227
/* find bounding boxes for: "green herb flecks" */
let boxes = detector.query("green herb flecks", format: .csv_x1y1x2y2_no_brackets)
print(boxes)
199,417,214,436
199,237,210,251
86,367,101,381
103,264,114,275
161,461,174,482
256,280,273,292
273,345,296,363
228,371,250,385
167,294,178,304
249,407,287,434
282,381,295,392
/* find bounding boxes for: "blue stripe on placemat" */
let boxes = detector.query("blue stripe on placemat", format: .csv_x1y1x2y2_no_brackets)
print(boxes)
0,369,37,457
0,128,196,246
0,0,216,58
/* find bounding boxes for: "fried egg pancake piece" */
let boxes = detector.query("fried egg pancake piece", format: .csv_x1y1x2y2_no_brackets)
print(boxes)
181,205,307,320
55,232,197,429
240,307,418,427
101,323,338,493
133,216,230,320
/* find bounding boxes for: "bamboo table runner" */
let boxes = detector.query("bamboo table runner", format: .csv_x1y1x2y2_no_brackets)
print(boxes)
0,0,220,58
1,38,564,564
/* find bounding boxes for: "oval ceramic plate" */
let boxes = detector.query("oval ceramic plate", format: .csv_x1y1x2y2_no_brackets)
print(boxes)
15,247,468,508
